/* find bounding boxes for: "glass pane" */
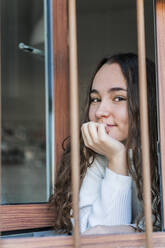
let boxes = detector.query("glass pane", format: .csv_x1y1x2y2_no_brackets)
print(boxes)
1,0,53,204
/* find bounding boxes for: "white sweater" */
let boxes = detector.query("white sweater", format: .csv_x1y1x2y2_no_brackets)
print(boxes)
79,155,133,233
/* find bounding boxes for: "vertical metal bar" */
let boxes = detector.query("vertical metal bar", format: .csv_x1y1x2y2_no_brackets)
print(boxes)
155,0,165,231
68,0,81,247
0,0,2,234
136,0,153,247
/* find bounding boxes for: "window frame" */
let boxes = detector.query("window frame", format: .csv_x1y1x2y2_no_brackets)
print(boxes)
1,0,165,247
1,232,165,247
0,0,69,232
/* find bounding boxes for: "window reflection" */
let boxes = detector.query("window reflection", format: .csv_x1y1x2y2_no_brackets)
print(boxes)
1,0,52,204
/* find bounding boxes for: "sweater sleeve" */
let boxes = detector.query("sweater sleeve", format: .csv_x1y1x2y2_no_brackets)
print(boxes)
79,156,132,233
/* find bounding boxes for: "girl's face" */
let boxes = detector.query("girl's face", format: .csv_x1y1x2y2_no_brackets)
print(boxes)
89,63,129,142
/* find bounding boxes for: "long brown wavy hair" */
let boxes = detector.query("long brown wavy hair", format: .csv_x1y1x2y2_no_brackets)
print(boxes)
50,53,161,233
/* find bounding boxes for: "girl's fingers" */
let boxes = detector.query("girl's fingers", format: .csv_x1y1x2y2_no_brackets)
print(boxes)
97,123,106,137
82,122,107,147
82,122,101,152
81,127,87,146
87,122,98,143
81,123,93,148
82,122,126,161
97,123,125,153
81,123,88,146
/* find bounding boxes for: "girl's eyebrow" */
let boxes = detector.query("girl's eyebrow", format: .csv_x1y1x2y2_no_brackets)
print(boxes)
90,87,127,94
108,87,127,92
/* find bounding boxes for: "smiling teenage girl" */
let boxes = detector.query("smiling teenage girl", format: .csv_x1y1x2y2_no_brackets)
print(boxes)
82,63,129,177
52,53,160,234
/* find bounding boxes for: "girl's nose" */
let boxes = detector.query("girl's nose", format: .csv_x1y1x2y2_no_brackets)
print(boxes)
95,101,111,119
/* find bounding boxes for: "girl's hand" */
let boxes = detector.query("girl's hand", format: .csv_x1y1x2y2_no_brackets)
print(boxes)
81,122,128,175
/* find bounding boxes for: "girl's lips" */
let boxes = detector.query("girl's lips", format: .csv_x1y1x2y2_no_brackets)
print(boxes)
105,124,116,134
106,123,117,128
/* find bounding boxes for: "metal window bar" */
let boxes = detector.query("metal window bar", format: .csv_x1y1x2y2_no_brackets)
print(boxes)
68,0,153,248
68,0,81,247
136,0,153,247
155,0,165,231
0,4,1,235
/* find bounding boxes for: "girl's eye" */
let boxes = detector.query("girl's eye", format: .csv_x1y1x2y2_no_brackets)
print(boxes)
113,96,127,102
90,97,101,103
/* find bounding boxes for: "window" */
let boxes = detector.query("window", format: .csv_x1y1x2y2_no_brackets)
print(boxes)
0,0,60,232
1,0,165,247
